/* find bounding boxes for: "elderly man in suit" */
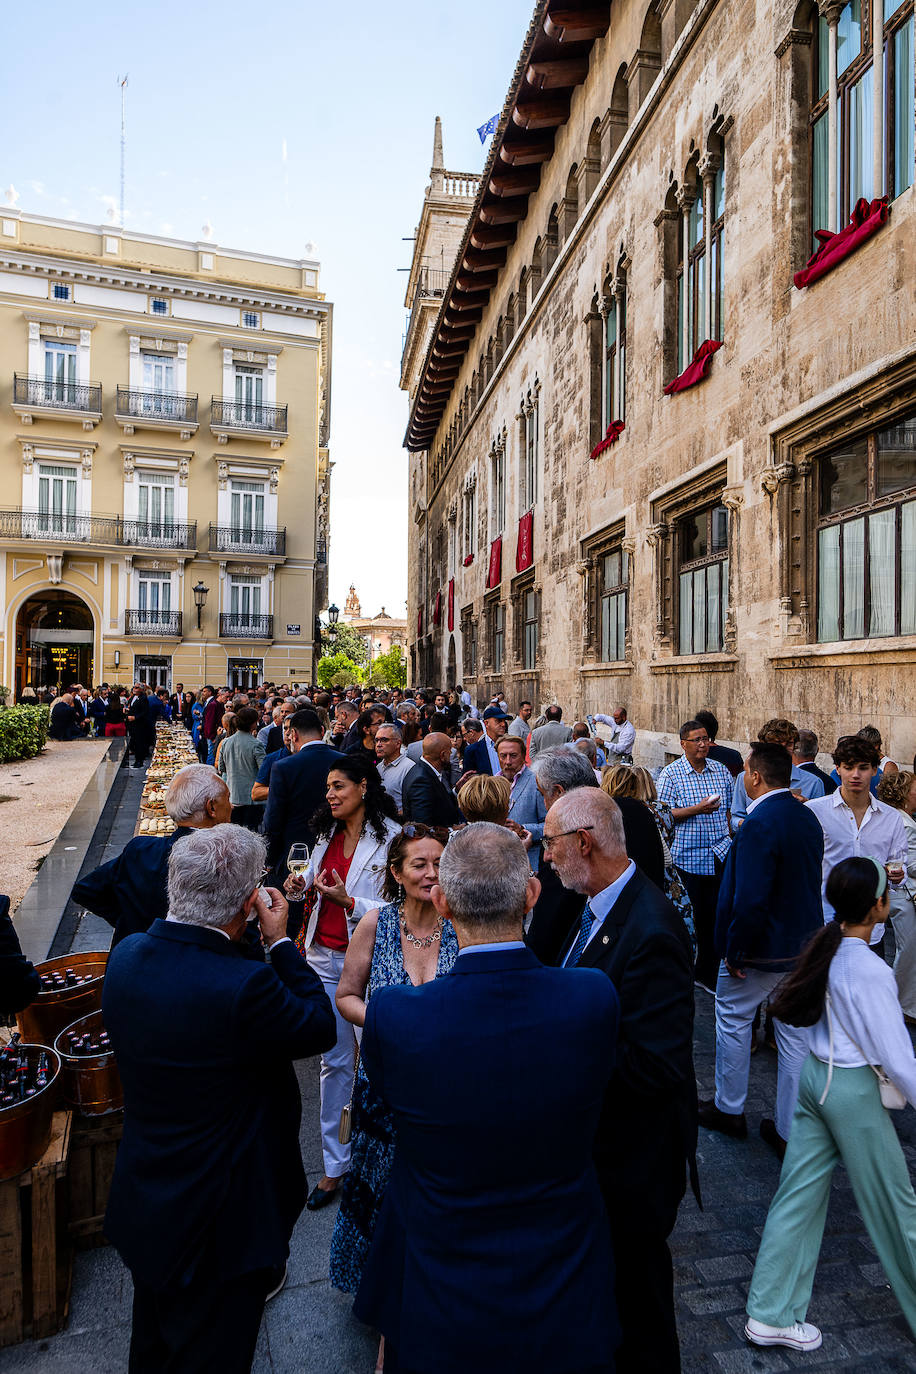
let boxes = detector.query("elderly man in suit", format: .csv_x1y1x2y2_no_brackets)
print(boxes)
461,705,509,776
72,765,232,947
543,788,697,1374
103,825,336,1374
496,733,546,870
354,823,619,1373
401,732,462,827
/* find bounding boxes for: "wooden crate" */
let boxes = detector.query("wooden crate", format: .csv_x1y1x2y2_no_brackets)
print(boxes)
67,1111,123,1250
0,1111,73,1348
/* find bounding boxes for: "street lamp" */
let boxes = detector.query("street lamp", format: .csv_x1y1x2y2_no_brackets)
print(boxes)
193,580,209,631
327,603,339,628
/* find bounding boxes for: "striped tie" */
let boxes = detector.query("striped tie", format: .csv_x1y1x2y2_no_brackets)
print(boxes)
567,903,595,967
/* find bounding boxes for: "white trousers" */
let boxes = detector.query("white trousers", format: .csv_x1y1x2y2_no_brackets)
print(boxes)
891,896,916,1018
306,943,355,1179
713,961,809,1141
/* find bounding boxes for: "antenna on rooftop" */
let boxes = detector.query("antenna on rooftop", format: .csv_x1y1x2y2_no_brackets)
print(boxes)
118,74,128,227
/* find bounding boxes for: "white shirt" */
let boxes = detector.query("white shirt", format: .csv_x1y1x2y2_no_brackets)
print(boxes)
745,787,791,815
562,860,636,966
484,733,501,774
596,716,636,756
378,749,414,810
806,790,908,945
808,938,916,1105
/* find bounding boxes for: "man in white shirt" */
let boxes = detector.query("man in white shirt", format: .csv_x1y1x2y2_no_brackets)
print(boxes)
594,707,636,763
374,722,415,814
508,701,533,742
806,734,907,948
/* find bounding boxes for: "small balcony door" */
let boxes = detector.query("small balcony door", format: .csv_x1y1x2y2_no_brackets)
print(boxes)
137,471,176,541
230,577,261,619
140,353,176,417
234,366,264,424
43,342,77,405
230,480,265,546
38,463,77,535
138,575,172,621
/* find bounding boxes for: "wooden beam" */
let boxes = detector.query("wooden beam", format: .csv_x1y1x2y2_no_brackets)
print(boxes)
468,226,514,252
499,136,555,166
512,95,571,130
456,270,499,291
489,168,540,198
478,197,529,225
543,7,610,42
525,57,590,90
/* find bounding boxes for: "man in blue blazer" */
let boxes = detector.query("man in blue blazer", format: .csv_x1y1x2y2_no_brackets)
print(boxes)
460,704,509,776
497,733,546,869
103,825,335,1374
354,823,620,1374
701,741,824,1157
262,709,344,881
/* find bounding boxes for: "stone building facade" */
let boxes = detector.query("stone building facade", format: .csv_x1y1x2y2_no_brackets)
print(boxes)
342,585,407,663
0,208,331,693
402,0,916,765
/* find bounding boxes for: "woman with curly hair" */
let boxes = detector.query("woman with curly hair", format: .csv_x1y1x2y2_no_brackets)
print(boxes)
285,755,400,1210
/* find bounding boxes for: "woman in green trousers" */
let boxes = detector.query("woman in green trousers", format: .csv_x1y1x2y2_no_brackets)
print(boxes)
745,856,916,1353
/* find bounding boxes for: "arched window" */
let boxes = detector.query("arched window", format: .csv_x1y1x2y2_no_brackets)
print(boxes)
676,156,724,370
603,269,628,428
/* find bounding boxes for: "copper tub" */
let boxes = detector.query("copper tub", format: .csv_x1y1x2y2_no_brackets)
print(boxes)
16,950,108,1048
0,1045,62,1180
54,1010,122,1117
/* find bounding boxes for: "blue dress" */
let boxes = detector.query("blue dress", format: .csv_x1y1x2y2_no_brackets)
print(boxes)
329,901,458,1293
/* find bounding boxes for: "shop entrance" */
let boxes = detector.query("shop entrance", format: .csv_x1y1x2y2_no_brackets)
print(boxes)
15,591,95,698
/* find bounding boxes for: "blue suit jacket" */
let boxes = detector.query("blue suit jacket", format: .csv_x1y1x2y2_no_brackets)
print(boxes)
506,766,547,869
354,945,620,1372
461,737,495,775
72,828,194,947
103,920,335,1289
262,742,345,874
714,790,824,970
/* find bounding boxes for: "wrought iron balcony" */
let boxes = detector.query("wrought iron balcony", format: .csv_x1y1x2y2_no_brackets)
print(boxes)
208,524,286,557
316,538,328,565
210,398,288,443
219,613,274,640
0,508,122,544
125,609,183,637
13,374,102,426
116,387,198,433
122,519,198,551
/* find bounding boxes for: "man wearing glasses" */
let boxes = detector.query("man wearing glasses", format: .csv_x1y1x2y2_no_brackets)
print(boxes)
658,719,734,990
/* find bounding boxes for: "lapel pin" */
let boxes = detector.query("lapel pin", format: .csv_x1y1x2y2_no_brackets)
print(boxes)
602,935,609,944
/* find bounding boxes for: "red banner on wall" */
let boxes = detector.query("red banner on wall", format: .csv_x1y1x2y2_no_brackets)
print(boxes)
432,590,442,626
516,511,534,572
486,537,502,590
417,607,423,638
447,578,455,632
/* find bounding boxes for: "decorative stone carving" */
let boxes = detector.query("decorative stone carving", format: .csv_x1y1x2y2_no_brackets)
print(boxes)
47,554,63,584
645,522,669,547
22,444,33,474
621,536,637,555
81,449,93,473
269,466,280,494
217,462,229,491
723,609,738,654
123,452,135,481
178,456,190,487
721,484,744,512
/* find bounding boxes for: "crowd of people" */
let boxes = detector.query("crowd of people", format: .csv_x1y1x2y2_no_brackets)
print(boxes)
5,675,916,1372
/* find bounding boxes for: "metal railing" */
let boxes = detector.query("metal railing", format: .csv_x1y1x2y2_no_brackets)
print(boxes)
0,508,122,543
316,538,327,565
219,613,274,639
208,524,286,556
122,519,197,550
116,387,198,424
125,609,183,636
14,374,102,413
210,398,288,433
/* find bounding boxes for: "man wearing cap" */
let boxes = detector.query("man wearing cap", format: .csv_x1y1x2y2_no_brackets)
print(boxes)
462,705,509,776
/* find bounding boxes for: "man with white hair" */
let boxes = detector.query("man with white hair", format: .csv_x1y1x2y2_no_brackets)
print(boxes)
103,825,335,1374
542,788,697,1374
71,764,232,947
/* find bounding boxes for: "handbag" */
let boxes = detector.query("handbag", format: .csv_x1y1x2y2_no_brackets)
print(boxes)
338,1042,361,1144
821,991,907,1111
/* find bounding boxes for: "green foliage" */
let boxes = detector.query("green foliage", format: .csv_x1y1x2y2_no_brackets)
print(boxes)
0,705,50,763
363,646,407,689
316,652,363,690
321,623,368,665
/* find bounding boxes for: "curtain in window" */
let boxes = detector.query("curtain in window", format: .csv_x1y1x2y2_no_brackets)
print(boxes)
812,115,830,237
842,517,866,638
138,472,175,531
848,67,874,210
837,0,862,78
868,508,895,636
901,500,916,634
894,17,915,197
231,578,261,617
706,564,721,652
818,526,841,641
38,464,77,533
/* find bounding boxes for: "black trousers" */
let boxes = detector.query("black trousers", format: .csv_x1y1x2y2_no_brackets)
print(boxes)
603,1169,684,1374
678,864,723,991
128,1268,272,1374
382,1343,613,1374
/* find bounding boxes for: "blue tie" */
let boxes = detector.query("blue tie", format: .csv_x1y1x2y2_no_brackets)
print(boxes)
567,903,595,967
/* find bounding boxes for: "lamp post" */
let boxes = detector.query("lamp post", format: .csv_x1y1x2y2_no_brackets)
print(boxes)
327,603,339,630
193,580,209,631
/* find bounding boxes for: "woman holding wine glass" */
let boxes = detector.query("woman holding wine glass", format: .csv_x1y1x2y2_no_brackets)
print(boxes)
285,756,400,1210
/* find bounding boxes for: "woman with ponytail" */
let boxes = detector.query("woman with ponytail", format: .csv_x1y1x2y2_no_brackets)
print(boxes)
745,856,916,1353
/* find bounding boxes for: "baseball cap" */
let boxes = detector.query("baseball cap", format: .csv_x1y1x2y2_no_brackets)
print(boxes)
482,706,510,721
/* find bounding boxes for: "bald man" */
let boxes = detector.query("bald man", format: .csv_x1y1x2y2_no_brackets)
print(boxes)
400,732,463,827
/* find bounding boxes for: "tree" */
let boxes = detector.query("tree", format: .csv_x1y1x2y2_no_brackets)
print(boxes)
320,623,368,665
316,652,362,690
364,645,407,689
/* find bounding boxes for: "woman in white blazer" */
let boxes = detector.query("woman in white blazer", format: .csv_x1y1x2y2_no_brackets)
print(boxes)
286,754,400,1210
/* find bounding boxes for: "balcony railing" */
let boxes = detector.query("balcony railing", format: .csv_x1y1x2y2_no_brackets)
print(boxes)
316,538,327,565
208,524,286,556
122,519,198,550
0,508,122,544
219,613,274,640
210,398,288,434
125,609,183,637
116,387,198,424
13,374,102,414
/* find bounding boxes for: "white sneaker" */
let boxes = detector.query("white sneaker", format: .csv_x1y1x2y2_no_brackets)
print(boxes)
745,1318,822,1351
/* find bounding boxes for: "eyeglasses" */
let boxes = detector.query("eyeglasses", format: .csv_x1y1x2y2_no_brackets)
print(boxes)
541,825,595,851
401,823,451,844
684,735,710,744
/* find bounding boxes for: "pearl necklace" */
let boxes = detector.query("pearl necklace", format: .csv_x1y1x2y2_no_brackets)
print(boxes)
399,905,443,949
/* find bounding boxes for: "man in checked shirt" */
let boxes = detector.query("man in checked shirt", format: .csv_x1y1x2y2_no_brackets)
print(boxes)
658,719,734,990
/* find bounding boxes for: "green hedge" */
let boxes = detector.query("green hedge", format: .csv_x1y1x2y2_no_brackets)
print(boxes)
0,706,50,764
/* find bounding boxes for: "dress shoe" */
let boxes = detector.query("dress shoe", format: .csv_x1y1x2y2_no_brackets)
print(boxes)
759,1117,787,1161
306,1182,340,1211
745,1318,821,1351
697,1098,748,1139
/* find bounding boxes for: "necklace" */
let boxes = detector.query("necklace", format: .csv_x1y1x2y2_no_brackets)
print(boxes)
399,905,443,949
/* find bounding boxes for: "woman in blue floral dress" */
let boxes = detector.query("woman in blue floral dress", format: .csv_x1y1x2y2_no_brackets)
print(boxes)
329,824,458,1312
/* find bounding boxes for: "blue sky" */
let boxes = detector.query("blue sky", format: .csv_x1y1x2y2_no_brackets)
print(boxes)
4,0,534,620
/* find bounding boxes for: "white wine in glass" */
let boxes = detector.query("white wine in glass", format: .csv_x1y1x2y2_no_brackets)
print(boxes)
287,843,310,877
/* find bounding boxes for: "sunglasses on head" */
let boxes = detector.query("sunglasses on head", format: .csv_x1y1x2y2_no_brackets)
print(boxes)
401,823,451,844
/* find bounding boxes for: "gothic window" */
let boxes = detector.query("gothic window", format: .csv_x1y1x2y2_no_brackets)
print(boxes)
599,548,629,662
604,276,627,427
462,481,477,560
461,607,478,677
486,596,506,673
519,389,541,512
677,159,724,371
489,441,506,538
677,502,729,654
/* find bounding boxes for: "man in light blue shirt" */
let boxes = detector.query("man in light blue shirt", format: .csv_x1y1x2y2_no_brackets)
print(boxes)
730,720,823,827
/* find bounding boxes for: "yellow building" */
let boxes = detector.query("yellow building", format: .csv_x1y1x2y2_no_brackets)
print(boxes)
0,208,332,694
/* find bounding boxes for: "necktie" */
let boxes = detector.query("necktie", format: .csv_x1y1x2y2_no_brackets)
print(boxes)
567,903,595,967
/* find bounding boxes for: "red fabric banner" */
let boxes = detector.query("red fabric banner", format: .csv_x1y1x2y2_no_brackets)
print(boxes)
516,510,534,572
462,553,474,567
794,197,889,289
590,420,625,459
417,607,423,638
447,578,455,632
486,537,502,590
663,338,723,396
432,590,442,626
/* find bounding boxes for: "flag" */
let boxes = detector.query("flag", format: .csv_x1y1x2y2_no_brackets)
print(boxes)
477,114,499,144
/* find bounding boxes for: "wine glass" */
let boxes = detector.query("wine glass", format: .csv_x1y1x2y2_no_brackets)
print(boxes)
287,843,310,876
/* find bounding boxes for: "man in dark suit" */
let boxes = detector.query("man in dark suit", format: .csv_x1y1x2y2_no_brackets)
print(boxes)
543,788,697,1374
792,728,837,795
72,765,232,948
461,705,508,776
126,684,152,768
700,741,824,1159
0,894,40,1012
49,692,84,740
354,823,619,1373
103,825,335,1374
262,709,344,885
400,732,463,827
